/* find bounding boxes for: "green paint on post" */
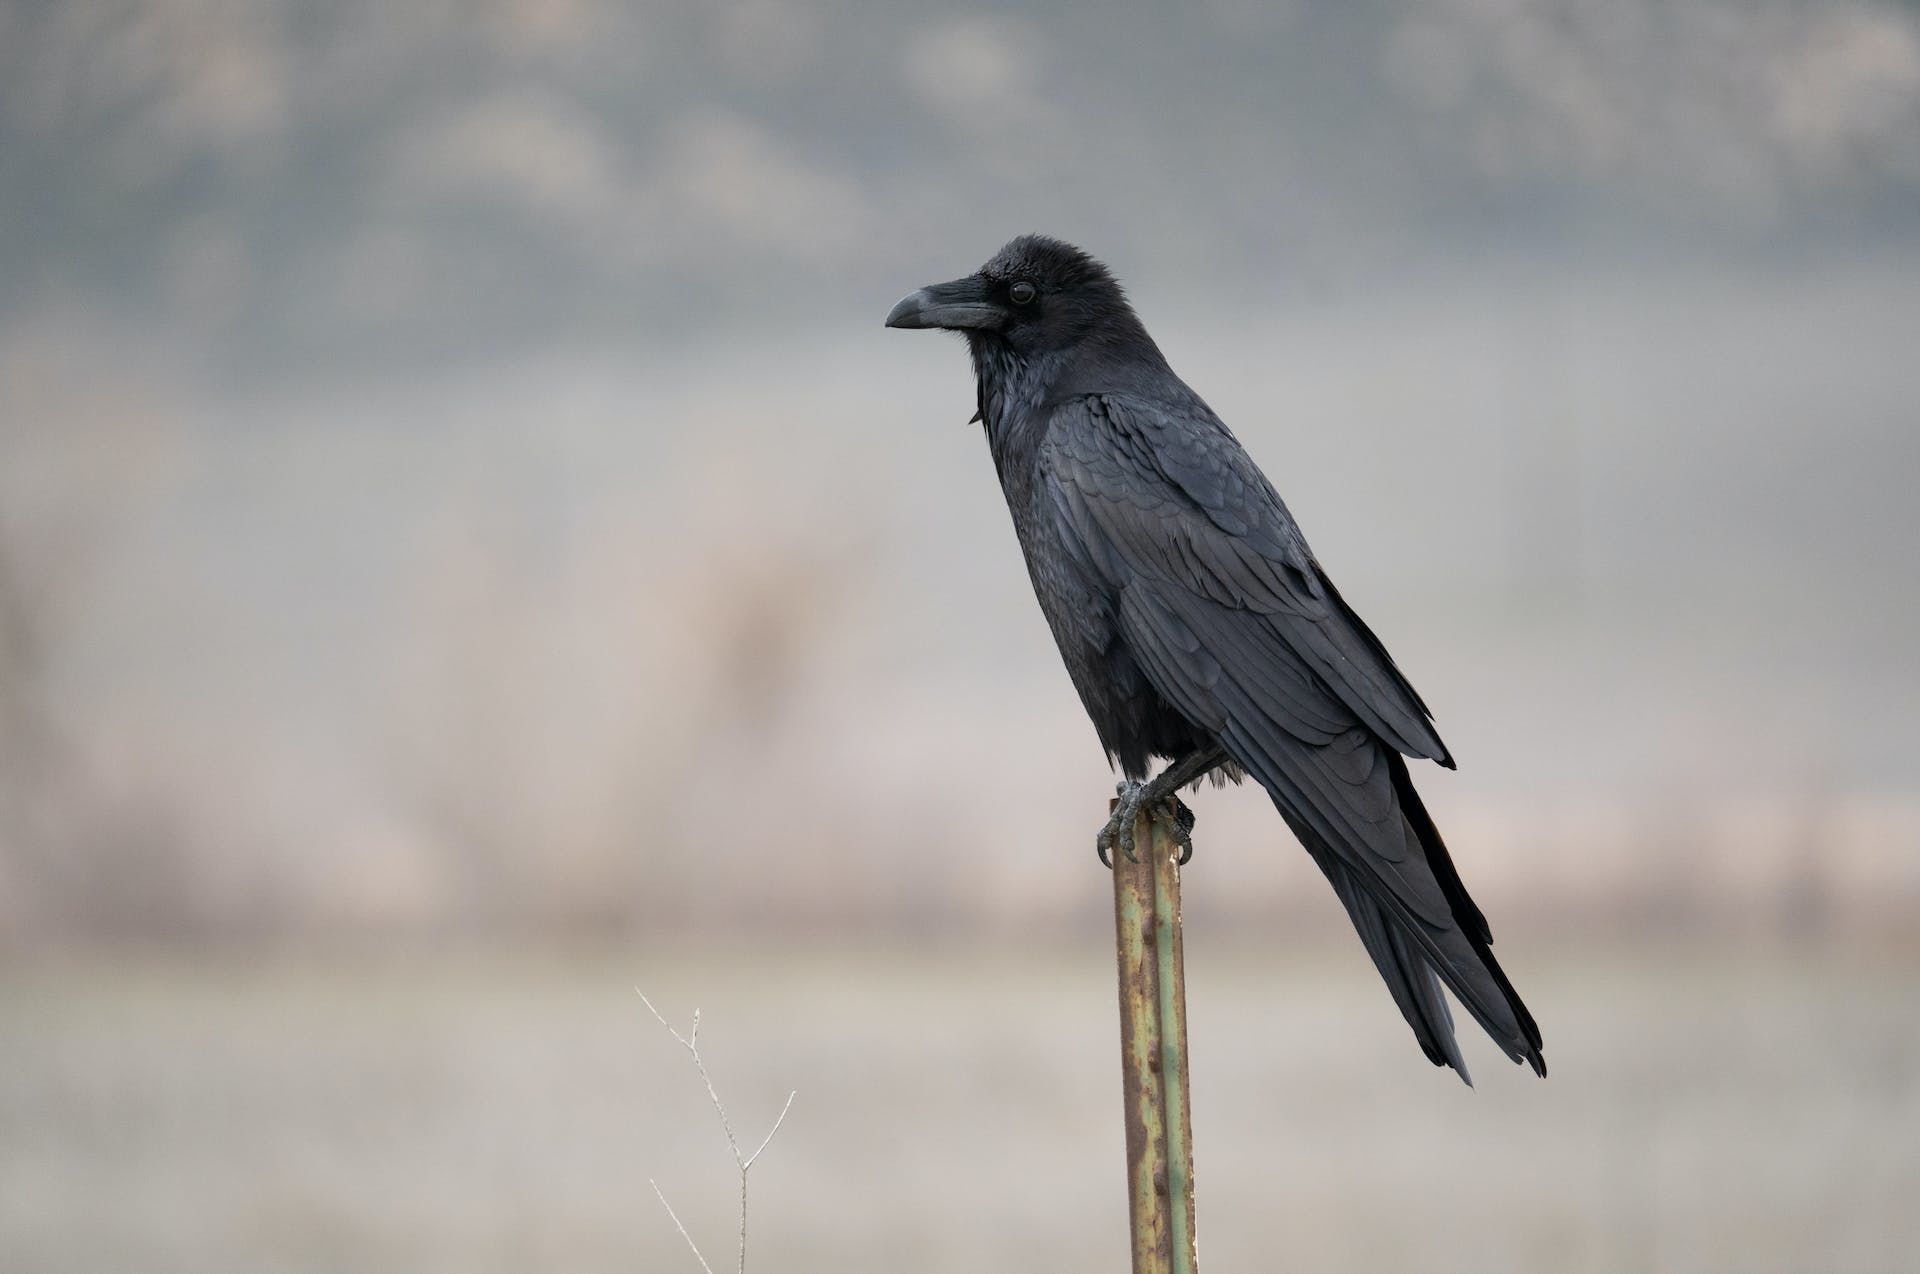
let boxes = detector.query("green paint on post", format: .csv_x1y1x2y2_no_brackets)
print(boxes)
1112,806,1199,1274
1153,829,1197,1274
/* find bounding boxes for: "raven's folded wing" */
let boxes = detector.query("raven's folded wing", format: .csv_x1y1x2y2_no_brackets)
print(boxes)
1042,393,1452,766
1039,393,1543,1075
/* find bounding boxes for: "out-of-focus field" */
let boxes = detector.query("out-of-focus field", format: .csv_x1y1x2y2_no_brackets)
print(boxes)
4,6,1918,1270
3,937,1914,1274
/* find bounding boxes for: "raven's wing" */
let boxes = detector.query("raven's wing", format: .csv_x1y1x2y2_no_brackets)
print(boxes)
1046,394,1452,766
1039,393,1543,1076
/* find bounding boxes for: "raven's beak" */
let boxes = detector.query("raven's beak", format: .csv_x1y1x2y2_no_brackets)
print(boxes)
884,276,1006,331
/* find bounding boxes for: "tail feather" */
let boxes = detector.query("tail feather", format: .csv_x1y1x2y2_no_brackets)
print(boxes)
1387,752,1544,1070
1263,761,1546,1081
1327,858,1471,1081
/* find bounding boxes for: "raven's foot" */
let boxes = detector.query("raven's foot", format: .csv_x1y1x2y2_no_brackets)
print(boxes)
1096,782,1197,868
1095,781,1144,867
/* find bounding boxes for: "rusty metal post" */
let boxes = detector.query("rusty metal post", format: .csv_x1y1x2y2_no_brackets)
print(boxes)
1112,805,1199,1274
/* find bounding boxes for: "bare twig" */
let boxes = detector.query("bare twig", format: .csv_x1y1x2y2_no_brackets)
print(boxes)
649,1179,716,1274
744,1090,796,1172
639,990,797,1274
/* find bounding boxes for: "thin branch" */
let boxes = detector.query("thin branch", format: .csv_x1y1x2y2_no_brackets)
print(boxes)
639,990,796,1274
649,1180,716,1274
638,989,692,1049
744,1090,796,1171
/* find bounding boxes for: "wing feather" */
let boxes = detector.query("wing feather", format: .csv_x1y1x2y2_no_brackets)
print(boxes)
1047,394,1452,765
1043,393,1544,1074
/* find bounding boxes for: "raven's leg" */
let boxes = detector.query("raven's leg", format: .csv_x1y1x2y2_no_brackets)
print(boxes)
1097,746,1230,867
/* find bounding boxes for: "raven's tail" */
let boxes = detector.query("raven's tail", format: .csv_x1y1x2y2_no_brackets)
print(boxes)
1282,754,1545,1082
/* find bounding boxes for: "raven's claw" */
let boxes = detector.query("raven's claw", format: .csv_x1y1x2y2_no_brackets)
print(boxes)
1097,781,1196,869
1096,781,1144,867
1168,799,1196,865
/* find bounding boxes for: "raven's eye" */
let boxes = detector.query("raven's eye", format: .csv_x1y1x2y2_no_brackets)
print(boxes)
1009,281,1037,305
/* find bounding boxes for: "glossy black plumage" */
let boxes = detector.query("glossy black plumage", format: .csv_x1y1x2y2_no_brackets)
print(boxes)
889,236,1544,1079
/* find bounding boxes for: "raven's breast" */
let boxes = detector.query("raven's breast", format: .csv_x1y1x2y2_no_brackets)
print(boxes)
1002,466,1210,778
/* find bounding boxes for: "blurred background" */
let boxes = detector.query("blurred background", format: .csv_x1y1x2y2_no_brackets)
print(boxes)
2,1,1917,1270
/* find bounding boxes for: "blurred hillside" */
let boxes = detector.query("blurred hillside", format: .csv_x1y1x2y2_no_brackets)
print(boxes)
2,0,1919,944
4,2,1920,377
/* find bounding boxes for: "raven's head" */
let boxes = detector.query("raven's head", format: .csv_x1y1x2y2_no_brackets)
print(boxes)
885,235,1140,360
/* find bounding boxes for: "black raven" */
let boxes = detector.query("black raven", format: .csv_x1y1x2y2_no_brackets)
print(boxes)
886,236,1544,1080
